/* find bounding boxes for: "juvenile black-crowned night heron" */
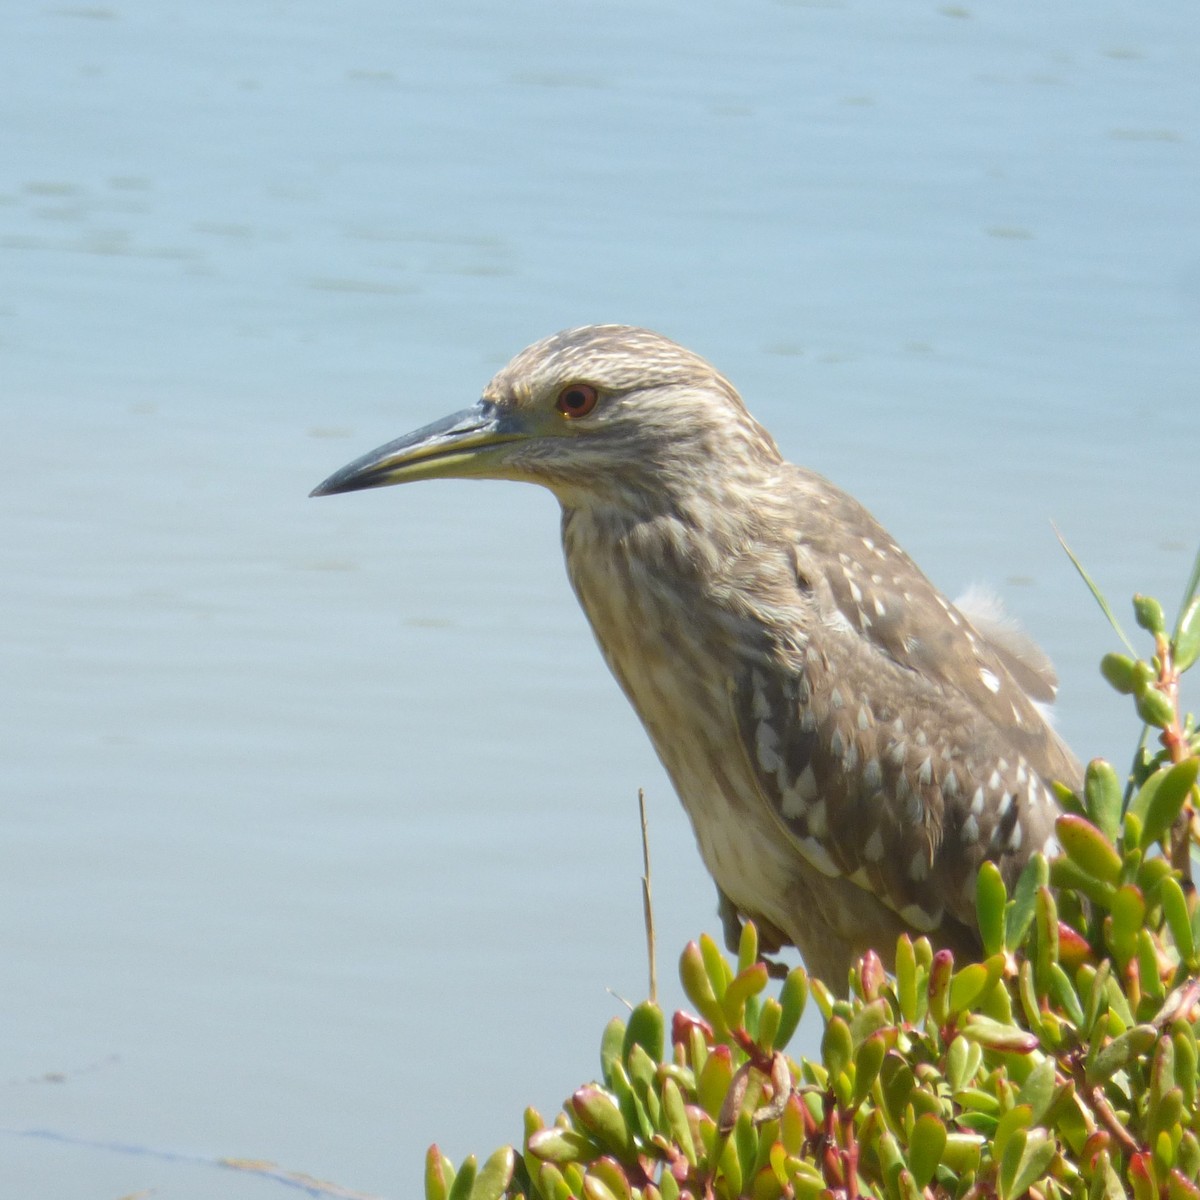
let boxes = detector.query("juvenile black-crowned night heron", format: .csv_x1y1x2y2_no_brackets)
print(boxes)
312,325,1080,986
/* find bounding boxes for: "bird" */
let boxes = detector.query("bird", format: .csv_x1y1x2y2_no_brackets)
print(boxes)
311,325,1080,988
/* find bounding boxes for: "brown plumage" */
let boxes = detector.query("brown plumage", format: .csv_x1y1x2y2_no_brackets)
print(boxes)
312,325,1080,987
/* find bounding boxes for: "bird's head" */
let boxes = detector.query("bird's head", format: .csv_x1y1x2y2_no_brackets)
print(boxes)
310,325,782,509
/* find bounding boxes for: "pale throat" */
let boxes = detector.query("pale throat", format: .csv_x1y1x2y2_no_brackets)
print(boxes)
564,507,809,938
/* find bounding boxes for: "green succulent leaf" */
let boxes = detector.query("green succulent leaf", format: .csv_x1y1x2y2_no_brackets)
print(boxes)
1169,1169,1200,1200
949,956,1003,1017
877,1125,906,1184
446,1155,477,1200
1137,758,1200,850
907,1112,947,1190
717,1123,744,1196
734,1111,759,1186
593,1157,636,1200
1034,886,1060,994
624,1042,657,1096
1017,1056,1058,1124
571,1086,633,1159
880,1054,916,1129
1086,1024,1158,1084
736,918,759,975
1017,958,1046,1040
959,1038,985,1089
1152,1036,1180,1108
1134,594,1168,636
853,1030,888,1108
600,1017,625,1086
1102,963,1136,1028
1048,962,1086,1028
993,1104,1033,1168
697,1045,735,1122
960,1015,1039,1054
945,1034,971,1092
1109,883,1148,969
661,1076,696,1166
1129,1152,1158,1200
581,1170,623,1200
608,1058,654,1144
779,1094,806,1155
1008,854,1049,951
536,1162,574,1200
1136,855,1175,903
1175,1024,1198,1109
1092,1149,1127,1200
1055,813,1123,885
1139,929,1166,1003
927,949,954,1025
1084,758,1124,843
956,1110,999,1137
471,1146,516,1200
721,961,770,1028
788,1162,827,1200
679,941,726,1035
808,975,835,1022
1101,652,1141,695
1050,855,1118,909
896,1167,924,1200
849,997,894,1046
976,860,1007,957
528,1125,599,1166
1002,1128,1056,1200
425,1145,455,1200
895,935,920,1024
773,967,808,1050
1152,1092,1185,1176
942,1131,986,1175
699,933,733,997
622,1002,665,1066
1125,808,1145,852
821,1015,853,1084
1161,875,1197,966
756,997,782,1053
1136,685,1177,729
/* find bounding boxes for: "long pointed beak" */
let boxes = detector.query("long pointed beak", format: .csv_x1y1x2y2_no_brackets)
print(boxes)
310,401,523,497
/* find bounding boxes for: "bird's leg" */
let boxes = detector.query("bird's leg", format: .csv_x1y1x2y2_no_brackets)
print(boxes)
717,888,743,954
717,889,790,979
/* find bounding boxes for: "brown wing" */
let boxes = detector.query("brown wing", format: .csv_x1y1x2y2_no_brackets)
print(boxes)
733,469,1077,937
798,475,1078,779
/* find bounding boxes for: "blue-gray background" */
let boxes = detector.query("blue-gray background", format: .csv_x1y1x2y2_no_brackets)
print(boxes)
3,2,1197,1196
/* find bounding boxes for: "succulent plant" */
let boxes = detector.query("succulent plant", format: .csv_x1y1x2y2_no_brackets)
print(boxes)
426,576,1200,1200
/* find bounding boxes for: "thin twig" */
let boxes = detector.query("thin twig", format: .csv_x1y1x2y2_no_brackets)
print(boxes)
639,788,658,1004
1052,523,1137,655
1069,1058,1141,1157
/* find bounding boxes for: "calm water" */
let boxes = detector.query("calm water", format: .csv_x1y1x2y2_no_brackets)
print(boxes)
3,2,1198,1196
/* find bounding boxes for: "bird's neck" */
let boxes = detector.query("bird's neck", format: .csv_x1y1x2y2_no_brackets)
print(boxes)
560,480,770,583
559,468,806,663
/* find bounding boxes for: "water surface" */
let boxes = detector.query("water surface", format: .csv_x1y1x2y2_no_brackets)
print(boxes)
3,2,1198,1196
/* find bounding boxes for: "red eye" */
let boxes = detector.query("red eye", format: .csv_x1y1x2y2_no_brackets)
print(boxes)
555,383,599,419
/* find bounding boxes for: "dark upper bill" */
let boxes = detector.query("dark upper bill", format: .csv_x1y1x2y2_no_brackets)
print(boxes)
309,401,523,497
